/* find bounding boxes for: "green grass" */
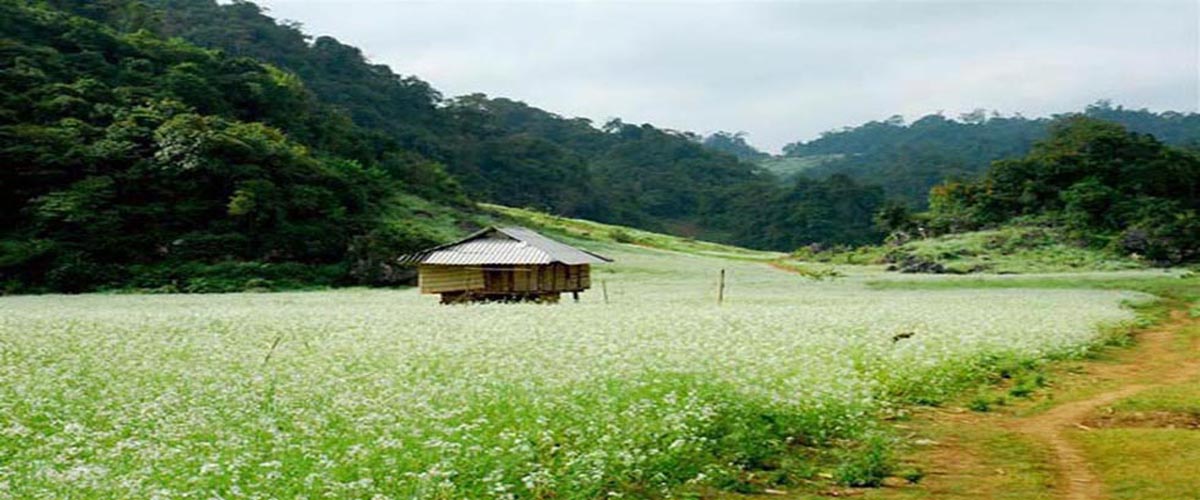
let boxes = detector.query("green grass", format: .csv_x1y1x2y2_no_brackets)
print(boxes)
1110,384,1200,415
1077,430,1200,500
387,193,491,242
846,427,1055,500
867,273,1197,297
1068,317,1200,500
794,226,1146,274
483,203,778,261
896,227,1142,273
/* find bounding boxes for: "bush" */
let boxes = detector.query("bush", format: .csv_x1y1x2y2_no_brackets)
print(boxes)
834,434,893,487
1008,384,1034,398
609,228,637,244
126,261,346,293
347,221,441,286
900,468,925,484
46,254,123,293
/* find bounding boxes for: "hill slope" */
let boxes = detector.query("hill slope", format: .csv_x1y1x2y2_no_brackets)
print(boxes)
76,0,886,249
783,103,1200,208
0,0,474,292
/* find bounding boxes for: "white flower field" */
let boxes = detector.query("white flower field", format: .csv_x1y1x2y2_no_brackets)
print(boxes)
0,246,1149,499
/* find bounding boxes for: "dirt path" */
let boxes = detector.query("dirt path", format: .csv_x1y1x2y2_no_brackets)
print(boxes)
1005,311,1200,500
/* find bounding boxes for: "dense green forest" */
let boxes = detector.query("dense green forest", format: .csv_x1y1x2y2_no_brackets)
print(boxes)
0,0,470,292
128,0,891,245
3,0,1198,293
921,117,1200,265
702,131,769,161
1,0,887,292
780,103,1200,208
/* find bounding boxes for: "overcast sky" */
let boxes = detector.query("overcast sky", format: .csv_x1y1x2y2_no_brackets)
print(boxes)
251,0,1199,152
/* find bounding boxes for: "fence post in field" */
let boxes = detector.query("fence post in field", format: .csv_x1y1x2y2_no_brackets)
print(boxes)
602,279,609,304
718,269,725,306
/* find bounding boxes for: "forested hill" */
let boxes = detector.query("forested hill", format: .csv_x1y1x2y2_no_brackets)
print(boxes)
6,0,1198,293
702,131,769,161
781,103,1200,207
0,0,483,293
141,0,901,247
140,0,880,246
922,116,1200,265
1,0,891,292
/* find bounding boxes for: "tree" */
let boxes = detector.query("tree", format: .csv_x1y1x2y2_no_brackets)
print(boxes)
702,131,768,160
926,116,1200,264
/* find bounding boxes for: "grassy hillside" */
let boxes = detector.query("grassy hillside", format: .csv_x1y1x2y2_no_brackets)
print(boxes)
486,206,1155,278
792,225,1148,274
483,204,778,261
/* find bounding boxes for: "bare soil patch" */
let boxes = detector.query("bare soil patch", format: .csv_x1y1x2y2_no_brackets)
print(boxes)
1082,410,1200,430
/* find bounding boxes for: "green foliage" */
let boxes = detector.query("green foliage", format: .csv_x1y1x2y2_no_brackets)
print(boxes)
713,174,888,250
486,204,776,260
782,103,1200,209
0,0,466,292
109,1,893,251
769,261,843,281
12,0,1200,296
756,154,842,182
125,261,346,293
608,228,637,244
874,200,918,235
927,117,1200,265
890,226,1144,274
794,225,1143,274
834,434,893,487
1008,383,1034,398
968,395,993,412
900,468,925,484
701,131,768,160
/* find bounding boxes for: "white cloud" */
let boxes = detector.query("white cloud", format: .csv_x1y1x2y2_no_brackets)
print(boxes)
254,0,1199,152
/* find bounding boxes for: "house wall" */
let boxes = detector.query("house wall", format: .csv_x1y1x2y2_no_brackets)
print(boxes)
483,264,590,293
419,264,591,294
419,265,485,294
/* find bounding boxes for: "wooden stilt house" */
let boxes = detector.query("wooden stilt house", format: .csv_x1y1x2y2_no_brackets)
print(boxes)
400,226,611,304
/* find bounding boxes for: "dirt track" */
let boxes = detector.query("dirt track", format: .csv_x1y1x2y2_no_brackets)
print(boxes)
1006,310,1200,500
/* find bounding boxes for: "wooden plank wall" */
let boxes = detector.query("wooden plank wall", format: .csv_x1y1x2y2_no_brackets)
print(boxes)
578,265,591,289
419,265,485,293
420,264,592,294
489,264,590,292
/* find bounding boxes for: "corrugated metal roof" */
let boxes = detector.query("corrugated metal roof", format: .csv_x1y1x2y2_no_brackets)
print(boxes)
422,238,552,265
494,226,611,265
399,226,612,266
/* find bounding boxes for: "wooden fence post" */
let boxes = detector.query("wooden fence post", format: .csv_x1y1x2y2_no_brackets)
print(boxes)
602,279,609,304
718,269,725,306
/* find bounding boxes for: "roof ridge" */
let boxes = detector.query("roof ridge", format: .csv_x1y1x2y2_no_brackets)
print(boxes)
398,225,610,265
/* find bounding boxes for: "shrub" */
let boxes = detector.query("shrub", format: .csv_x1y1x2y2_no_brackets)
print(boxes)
834,434,893,487
609,228,637,244
1009,384,1034,398
126,261,345,293
900,468,925,484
